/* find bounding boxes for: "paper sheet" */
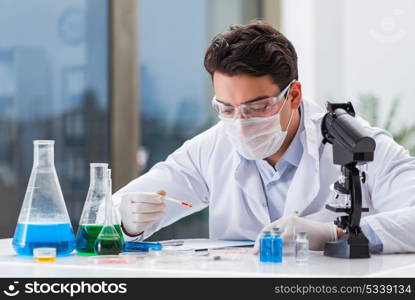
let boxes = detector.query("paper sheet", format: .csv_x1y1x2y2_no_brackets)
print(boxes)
159,238,254,251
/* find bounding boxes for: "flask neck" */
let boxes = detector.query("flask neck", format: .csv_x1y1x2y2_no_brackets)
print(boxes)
89,165,108,191
104,176,113,225
33,142,54,168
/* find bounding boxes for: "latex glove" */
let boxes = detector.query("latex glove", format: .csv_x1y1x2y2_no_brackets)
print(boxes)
120,190,167,236
253,215,338,253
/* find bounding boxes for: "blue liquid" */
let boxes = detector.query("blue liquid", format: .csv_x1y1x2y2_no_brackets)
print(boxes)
12,223,76,256
271,235,283,263
260,233,273,263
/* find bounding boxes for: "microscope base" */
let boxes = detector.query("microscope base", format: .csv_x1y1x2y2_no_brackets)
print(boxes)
324,232,370,259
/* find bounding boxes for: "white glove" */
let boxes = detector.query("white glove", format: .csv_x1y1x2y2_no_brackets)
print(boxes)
253,215,338,253
119,190,167,236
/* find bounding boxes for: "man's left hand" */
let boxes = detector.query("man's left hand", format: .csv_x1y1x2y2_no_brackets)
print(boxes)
253,215,338,253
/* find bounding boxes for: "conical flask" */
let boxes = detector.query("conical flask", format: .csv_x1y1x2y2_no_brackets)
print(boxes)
94,169,123,255
12,140,76,256
76,164,124,255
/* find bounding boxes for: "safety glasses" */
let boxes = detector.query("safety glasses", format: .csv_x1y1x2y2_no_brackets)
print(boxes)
211,80,296,119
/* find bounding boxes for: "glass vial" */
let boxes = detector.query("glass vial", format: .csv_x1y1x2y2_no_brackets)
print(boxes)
295,231,309,263
259,230,272,263
271,228,283,263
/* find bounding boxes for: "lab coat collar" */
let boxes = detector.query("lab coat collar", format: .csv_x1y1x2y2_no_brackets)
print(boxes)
280,102,305,168
282,99,325,216
303,98,325,163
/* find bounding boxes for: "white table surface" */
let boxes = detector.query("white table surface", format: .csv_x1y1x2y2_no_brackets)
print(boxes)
1,238,414,278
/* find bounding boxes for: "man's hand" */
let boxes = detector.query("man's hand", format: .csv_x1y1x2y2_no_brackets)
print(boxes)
119,190,167,236
253,215,338,253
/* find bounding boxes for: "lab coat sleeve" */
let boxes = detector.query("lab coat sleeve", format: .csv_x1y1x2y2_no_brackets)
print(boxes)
359,222,383,253
112,127,215,240
363,130,415,253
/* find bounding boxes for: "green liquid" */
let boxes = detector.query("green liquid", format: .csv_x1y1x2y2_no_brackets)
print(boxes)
94,236,123,255
76,224,124,256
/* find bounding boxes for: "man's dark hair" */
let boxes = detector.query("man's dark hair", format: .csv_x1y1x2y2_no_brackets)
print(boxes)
204,21,298,90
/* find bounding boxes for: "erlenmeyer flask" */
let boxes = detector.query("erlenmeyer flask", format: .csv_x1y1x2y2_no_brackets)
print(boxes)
94,169,123,255
76,164,124,255
12,140,76,256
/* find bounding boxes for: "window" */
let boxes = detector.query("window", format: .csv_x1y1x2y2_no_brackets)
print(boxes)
0,0,109,237
138,0,262,240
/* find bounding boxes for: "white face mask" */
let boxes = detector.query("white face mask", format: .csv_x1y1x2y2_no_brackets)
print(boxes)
220,96,293,160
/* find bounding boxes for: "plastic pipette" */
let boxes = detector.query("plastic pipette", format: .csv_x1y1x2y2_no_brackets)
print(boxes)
164,197,192,208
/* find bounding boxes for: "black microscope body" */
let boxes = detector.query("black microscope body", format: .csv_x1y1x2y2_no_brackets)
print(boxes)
321,102,376,259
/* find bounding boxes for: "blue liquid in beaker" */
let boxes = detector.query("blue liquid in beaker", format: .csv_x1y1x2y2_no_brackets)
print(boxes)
12,223,76,256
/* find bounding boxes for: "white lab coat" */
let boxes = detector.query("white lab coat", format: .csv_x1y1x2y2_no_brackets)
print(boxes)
113,98,415,253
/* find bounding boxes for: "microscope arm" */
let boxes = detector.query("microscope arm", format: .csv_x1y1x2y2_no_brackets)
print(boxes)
350,164,362,230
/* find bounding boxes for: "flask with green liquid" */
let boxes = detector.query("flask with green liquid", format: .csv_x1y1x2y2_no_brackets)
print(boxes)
76,164,124,255
94,169,123,255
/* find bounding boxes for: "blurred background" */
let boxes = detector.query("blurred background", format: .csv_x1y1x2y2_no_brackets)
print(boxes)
0,0,414,240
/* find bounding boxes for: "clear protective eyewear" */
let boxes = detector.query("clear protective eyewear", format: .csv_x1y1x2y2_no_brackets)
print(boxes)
212,79,296,119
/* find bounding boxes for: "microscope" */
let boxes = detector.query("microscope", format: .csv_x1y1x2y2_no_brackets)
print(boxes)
321,102,376,259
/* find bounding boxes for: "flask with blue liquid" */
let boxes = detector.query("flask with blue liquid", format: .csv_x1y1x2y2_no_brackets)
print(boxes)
12,140,76,256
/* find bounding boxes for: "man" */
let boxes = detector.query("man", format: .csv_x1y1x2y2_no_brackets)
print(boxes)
114,21,415,254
